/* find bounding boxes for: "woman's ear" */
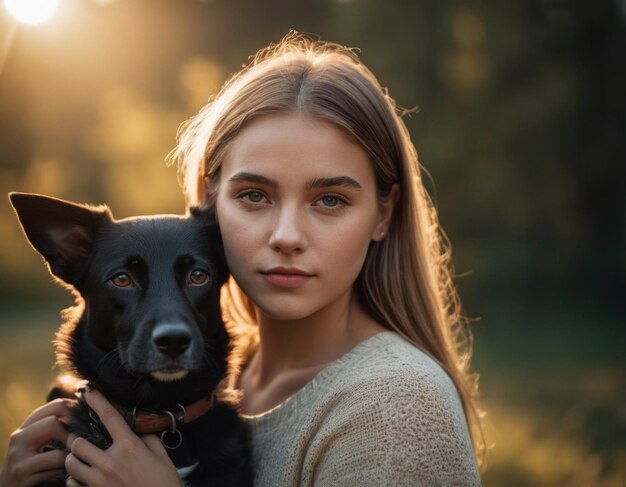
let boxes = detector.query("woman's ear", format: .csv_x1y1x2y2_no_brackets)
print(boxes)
372,183,400,242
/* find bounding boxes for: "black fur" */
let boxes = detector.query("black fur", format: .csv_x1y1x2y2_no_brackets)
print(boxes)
9,192,252,487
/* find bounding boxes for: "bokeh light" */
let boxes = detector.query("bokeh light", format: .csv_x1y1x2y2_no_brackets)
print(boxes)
4,0,59,25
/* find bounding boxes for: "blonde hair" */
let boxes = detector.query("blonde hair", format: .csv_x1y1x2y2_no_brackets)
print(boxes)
169,31,485,466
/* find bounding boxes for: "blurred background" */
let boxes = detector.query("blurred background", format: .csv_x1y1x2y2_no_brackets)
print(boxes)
0,0,624,485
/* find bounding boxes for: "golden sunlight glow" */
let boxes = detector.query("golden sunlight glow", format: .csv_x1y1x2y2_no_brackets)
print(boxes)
4,0,59,25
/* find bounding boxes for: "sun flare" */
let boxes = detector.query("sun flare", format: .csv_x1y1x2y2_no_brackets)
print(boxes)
4,0,59,25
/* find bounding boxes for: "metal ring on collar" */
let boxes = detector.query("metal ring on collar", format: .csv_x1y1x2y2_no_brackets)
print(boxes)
161,428,183,450
175,403,186,426
163,409,177,433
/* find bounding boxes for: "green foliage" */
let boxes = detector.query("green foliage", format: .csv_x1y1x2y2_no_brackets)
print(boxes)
0,0,624,484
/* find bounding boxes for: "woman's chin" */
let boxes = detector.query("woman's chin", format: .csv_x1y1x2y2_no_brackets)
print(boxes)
254,298,322,323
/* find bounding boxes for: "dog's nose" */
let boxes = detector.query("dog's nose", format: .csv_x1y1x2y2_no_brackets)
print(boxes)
152,323,192,358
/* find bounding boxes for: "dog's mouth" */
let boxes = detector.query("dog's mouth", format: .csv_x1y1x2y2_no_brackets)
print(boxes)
150,368,189,382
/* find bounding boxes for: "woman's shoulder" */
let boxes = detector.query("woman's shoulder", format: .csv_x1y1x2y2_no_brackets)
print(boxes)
335,331,459,401
311,331,481,485
324,330,474,451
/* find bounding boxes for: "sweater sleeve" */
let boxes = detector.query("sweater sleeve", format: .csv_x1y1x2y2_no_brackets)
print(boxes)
310,368,481,487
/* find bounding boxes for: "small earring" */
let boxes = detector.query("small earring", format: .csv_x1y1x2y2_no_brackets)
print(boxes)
380,231,386,238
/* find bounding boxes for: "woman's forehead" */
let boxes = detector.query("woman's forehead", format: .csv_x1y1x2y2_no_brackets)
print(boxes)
220,113,375,186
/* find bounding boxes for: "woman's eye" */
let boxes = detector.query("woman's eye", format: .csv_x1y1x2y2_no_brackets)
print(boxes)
188,269,210,285
316,194,347,209
240,190,267,204
110,273,132,288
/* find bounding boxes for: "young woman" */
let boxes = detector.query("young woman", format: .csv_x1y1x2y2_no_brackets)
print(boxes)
0,33,484,486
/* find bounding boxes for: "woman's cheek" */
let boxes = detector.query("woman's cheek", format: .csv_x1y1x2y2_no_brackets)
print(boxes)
221,224,256,276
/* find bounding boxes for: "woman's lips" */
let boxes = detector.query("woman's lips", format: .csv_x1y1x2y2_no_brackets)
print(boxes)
260,268,314,288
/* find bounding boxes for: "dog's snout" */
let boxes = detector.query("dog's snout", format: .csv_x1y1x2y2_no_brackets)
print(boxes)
152,323,192,358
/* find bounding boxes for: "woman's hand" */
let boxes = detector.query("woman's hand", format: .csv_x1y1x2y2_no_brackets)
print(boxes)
65,389,180,487
0,398,72,487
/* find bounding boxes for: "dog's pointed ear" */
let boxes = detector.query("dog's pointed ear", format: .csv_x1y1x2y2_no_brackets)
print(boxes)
9,192,113,285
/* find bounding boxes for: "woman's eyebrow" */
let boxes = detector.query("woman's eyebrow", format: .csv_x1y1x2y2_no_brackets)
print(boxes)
228,173,363,191
228,172,278,188
306,176,363,191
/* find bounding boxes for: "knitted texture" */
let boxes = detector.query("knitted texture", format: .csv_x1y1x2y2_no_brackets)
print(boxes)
241,332,481,486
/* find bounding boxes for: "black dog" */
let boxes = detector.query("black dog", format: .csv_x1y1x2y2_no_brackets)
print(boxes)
9,192,252,487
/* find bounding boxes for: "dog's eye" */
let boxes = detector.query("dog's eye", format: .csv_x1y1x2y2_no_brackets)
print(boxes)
188,269,209,286
110,273,133,288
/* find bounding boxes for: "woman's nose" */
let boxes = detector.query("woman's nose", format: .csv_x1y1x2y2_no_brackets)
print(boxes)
268,205,308,254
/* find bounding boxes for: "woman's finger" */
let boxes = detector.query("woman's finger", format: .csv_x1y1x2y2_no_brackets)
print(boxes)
17,415,69,451
82,389,132,442
2,449,67,487
21,399,74,428
69,437,109,471
17,448,67,477
20,468,66,487
65,433,78,450
65,452,95,486
65,478,87,487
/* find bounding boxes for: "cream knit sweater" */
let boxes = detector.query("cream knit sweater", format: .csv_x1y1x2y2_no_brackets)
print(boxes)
241,331,481,486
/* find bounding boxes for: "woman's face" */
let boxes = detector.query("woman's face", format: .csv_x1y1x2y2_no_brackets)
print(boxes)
215,113,387,321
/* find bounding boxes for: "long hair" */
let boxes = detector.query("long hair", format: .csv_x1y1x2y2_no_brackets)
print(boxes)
169,31,485,466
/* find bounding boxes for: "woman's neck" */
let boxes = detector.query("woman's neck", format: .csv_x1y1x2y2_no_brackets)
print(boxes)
238,292,386,415
258,293,377,379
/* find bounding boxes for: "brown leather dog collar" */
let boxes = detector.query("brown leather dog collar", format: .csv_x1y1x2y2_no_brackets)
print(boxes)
121,393,216,434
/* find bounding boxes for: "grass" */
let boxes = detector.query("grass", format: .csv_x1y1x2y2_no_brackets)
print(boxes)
473,302,626,486
0,309,59,457
0,302,624,486
479,366,626,486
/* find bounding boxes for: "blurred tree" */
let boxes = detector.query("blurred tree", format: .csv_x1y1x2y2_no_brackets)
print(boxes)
0,0,624,315
1,1,625,484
